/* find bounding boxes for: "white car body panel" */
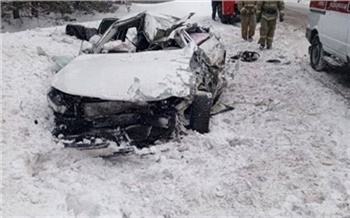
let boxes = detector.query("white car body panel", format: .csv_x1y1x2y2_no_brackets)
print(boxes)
51,45,196,102
319,10,348,59
307,1,350,63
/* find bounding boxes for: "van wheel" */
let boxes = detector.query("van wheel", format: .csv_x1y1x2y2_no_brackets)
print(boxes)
310,35,326,71
190,91,212,134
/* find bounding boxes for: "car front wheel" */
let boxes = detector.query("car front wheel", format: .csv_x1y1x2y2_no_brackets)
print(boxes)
190,91,212,134
310,35,326,71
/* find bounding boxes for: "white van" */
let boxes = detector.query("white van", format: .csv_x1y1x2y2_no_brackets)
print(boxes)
306,1,350,71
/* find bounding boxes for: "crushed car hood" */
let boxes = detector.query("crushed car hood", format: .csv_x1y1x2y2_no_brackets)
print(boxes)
51,47,195,101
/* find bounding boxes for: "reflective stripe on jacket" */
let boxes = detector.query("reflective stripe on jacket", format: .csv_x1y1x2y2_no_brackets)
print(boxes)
238,1,257,14
257,1,285,20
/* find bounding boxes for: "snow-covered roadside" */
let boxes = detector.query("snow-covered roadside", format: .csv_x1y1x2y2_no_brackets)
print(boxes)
2,1,350,217
215,20,350,216
1,0,208,33
1,3,137,33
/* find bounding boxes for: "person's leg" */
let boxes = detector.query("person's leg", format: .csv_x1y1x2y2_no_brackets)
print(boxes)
212,2,218,20
241,15,248,40
267,19,277,49
248,14,256,40
258,18,268,47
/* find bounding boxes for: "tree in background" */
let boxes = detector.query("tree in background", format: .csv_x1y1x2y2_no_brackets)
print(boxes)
1,1,30,19
1,1,119,20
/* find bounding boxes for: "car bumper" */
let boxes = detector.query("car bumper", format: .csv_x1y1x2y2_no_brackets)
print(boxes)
54,112,176,147
48,88,179,147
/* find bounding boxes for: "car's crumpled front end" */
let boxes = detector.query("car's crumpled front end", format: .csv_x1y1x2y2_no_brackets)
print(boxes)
48,43,195,151
48,87,185,149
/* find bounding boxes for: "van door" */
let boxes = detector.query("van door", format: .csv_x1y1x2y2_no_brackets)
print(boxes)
320,1,349,61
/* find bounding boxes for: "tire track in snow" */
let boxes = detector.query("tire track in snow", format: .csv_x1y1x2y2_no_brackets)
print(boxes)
302,65,350,102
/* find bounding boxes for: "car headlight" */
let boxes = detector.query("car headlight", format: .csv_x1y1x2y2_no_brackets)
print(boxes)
47,88,67,114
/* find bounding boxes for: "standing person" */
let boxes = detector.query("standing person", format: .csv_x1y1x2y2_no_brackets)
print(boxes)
125,1,131,13
122,1,131,12
256,1,285,49
238,1,257,42
211,0,220,21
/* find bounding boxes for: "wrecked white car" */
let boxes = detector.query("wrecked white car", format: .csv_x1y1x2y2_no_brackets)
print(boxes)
48,12,230,151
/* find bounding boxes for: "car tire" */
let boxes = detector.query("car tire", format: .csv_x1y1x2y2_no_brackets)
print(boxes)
190,91,212,134
310,35,326,71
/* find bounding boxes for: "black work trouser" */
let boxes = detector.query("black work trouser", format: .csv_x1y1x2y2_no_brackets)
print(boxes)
212,1,219,19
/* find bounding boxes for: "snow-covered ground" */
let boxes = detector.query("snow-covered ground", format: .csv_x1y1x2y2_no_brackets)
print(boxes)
2,0,350,217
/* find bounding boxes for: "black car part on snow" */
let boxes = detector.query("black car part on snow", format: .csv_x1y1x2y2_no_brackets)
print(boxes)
266,59,282,63
230,51,260,62
65,17,119,41
66,24,98,41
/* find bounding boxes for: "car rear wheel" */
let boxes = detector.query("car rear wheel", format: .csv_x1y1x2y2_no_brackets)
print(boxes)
190,91,212,133
310,35,326,71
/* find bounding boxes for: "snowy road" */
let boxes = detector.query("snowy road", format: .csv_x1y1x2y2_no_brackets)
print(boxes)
285,2,308,29
2,1,350,217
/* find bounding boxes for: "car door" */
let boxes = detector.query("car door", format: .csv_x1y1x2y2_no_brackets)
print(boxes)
320,1,349,61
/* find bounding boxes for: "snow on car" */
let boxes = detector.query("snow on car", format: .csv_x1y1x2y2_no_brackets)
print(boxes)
47,12,231,153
